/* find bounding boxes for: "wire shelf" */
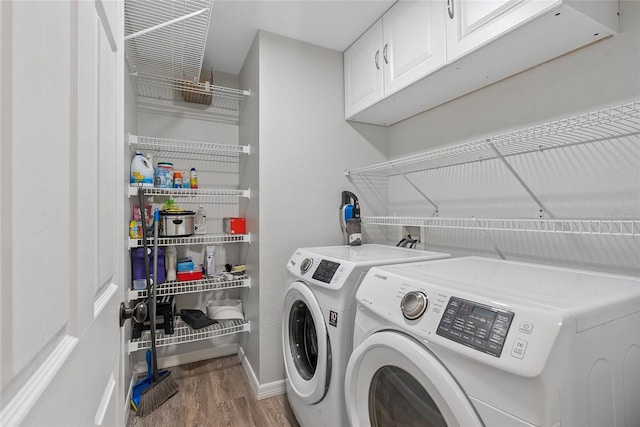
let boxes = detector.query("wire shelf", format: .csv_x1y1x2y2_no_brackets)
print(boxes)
124,0,212,81
363,216,640,237
128,318,250,352
346,101,640,176
132,73,249,111
128,186,250,199
129,276,250,300
129,134,250,156
128,233,251,248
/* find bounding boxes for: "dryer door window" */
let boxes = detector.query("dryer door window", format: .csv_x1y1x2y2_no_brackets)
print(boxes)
369,365,446,427
345,331,483,427
289,300,318,380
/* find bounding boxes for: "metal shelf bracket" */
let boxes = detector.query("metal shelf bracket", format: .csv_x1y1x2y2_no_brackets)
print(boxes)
393,166,439,216
487,142,550,218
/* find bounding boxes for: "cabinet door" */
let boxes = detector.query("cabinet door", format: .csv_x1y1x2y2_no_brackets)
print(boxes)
344,19,384,119
383,0,446,96
445,0,560,61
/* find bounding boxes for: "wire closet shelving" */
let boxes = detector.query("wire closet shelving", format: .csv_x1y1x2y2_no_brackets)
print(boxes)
128,318,250,352
347,101,640,237
124,0,249,121
129,276,250,300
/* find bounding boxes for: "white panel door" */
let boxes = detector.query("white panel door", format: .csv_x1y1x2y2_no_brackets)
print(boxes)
445,0,560,61
344,19,384,119
0,1,125,426
383,0,446,96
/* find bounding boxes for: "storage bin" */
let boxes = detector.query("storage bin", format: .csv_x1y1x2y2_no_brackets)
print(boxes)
177,269,203,282
131,247,165,285
180,68,213,105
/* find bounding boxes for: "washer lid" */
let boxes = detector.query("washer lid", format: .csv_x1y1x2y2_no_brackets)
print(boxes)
298,244,450,266
345,330,482,427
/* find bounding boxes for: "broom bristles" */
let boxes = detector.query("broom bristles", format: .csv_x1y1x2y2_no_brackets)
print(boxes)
136,372,179,417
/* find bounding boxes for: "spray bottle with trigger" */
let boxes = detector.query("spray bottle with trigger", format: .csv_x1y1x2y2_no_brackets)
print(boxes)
340,191,362,246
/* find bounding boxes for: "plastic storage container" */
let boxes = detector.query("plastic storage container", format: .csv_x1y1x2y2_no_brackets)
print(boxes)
131,247,165,284
154,162,173,188
177,269,203,282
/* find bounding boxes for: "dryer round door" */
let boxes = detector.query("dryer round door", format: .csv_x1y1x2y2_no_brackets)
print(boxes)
345,331,483,427
282,281,331,404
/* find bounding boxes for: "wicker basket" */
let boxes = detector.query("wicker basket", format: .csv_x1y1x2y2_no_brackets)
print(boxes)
181,68,214,105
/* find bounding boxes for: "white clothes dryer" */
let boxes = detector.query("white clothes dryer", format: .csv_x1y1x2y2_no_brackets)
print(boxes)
282,244,450,427
345,257,640,427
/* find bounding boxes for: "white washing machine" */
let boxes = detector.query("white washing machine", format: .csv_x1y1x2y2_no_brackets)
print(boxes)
282,244,450,427
345,256,640,427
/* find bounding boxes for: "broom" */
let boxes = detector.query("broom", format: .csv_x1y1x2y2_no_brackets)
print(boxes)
136,204,179,416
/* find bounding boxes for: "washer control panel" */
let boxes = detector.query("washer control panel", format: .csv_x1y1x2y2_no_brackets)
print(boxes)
312,259,341,284
436,296,515,357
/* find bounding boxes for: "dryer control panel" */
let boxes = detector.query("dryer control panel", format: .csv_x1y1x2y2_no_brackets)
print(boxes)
437,297,514,357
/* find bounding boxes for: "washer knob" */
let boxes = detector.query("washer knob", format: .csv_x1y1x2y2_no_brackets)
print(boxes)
401,291,428,320
300,258,313,274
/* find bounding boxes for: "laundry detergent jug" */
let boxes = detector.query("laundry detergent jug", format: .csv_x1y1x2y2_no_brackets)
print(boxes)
130,151,154,187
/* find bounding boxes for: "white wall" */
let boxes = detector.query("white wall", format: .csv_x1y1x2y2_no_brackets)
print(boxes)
239,31,387,385
238,33,261,385
376,0,640,275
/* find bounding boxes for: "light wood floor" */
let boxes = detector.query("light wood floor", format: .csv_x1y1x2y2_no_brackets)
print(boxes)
127,355,299,427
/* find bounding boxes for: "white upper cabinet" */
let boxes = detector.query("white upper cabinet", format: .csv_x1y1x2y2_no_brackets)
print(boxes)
345,0,619,126
344,1,445,119
383,1,446,95
445,0,559,61
344,19,385,118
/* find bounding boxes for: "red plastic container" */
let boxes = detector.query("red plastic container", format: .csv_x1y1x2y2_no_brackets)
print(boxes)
177,269,203,282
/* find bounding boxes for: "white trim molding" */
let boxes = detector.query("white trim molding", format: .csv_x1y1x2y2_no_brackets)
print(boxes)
0,335,78,427
238,346,287,400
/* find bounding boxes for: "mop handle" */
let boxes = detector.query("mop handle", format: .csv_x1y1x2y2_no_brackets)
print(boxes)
150,208,160,382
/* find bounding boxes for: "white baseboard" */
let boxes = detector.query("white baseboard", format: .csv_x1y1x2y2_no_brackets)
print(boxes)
133,344,239,374
238,346,287,400
129,345,287,401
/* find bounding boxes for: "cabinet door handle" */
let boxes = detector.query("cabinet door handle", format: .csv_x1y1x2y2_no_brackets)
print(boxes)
375,50,380,70
447,0,454,19
383,44,388,64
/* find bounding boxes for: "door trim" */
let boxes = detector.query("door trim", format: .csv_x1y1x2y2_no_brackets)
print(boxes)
282,280,330,404
345,330,483,427
0,335,78,426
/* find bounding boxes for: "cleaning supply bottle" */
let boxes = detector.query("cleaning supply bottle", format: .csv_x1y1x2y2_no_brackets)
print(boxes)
130,151,154,187
173,171,183,188
204,246,215,276
195,205,207,235
165,245,177,281
190,168,198,189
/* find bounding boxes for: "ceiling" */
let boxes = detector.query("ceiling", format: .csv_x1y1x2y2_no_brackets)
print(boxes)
202,0,396,75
